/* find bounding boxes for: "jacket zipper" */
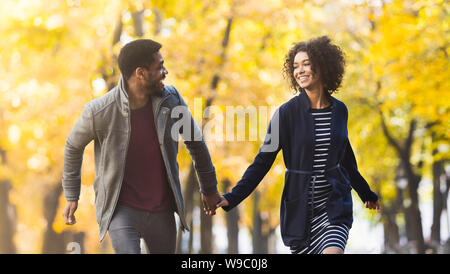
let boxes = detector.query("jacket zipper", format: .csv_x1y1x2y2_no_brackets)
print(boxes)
306,108,315,246
106,93,187,234
324,105,335,226
106,94,173,233
104,106,132,236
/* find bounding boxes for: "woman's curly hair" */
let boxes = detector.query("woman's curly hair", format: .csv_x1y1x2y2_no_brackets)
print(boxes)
283,36,346,96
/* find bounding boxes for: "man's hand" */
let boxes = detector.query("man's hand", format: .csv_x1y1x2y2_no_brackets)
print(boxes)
365,200,381,213
62,201,78,225
201,191,222,216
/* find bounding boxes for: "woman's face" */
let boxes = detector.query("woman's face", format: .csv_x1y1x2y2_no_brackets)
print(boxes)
293,51,321,91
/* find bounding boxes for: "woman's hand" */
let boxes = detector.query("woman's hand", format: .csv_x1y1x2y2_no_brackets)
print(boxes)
365,200,381,213
216,196,230,208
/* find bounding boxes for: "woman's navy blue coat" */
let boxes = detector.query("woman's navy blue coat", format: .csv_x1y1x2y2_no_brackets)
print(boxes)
222,91,378,249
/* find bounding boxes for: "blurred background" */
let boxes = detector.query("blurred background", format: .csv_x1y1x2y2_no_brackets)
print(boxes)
0,0,449,254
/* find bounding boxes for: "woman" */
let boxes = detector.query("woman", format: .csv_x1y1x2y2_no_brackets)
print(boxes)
216,36,380,254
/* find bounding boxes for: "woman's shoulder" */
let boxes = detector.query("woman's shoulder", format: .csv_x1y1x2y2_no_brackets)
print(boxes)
279,94,300,112
277,93,348,117
331,95,347,110
331,96,349,120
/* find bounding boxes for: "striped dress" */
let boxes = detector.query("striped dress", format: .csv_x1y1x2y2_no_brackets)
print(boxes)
291,105,350,254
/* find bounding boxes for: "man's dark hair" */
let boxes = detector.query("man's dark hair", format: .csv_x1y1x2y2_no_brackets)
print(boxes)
283,36,346,96
118,39,162,80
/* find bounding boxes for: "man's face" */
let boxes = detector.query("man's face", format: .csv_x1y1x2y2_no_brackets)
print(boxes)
140,51,168,96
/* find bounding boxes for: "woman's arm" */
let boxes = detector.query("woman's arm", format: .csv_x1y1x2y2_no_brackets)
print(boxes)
341,137,379,203
221,110,282,211
341,102,378,204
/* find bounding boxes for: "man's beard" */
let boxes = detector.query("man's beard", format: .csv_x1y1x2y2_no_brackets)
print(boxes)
145,80,164,96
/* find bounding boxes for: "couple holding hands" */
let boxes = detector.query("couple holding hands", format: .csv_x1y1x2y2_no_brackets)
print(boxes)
62,37,380,254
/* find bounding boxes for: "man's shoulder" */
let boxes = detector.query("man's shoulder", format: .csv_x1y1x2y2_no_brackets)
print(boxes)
164,85,181,98
163,85,186,106
85,87,117,115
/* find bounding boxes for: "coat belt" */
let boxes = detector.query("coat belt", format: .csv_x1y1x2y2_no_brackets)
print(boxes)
286,163,341,215
286,163,341,175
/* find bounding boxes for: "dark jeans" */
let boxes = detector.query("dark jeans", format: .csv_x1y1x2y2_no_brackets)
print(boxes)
108,205,176,254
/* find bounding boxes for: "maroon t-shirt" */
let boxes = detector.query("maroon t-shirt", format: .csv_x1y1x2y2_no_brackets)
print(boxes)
118,100,174,212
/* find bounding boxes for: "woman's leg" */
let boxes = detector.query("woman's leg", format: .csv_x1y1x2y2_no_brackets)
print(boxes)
320,224,349,254
322,247,344,254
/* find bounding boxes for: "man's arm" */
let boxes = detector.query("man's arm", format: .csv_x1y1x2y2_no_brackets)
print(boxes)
173,88,220,214
62,103,95,224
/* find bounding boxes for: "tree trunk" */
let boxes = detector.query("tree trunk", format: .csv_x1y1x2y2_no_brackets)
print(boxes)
252,190,262,253
42,184,65,253
431,158,445,244
0,180,17,254
131,9,145,37
42,183,86,254
176,163,197,253
222,179,239,254
403,159,425,254
379,113,425,253
381,170,402,253
152,8,163,36
112,13,123,46
200,202,213,254
188,217,194,254
195,15,234,254
380,166,405,253
395,163,415,243
430,127,449,248
251,190,269,254
444,166,450,249
104,3,145,92
382,210,400,253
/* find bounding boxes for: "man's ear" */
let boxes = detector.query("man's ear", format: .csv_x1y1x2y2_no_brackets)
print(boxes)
135,67,145,80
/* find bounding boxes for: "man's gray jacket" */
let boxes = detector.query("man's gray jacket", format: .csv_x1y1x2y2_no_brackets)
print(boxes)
62,76,218,241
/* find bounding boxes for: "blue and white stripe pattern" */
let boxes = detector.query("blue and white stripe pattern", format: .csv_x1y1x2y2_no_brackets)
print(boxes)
291,105,350,254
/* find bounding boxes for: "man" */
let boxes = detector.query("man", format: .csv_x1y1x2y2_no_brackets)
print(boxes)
62,39,221,254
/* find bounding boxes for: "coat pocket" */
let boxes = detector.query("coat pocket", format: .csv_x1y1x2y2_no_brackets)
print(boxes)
281,197,307,240
335,167,353,191
327,177,353,223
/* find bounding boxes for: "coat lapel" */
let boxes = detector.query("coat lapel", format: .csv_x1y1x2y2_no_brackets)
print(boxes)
327,97,338,167
151,87,171,145
157,107,170,145
299,91,338,169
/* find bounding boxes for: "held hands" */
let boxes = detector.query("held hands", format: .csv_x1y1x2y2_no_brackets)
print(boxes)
201,192,230,216
365,200,381,213
62,201,78,225
201,191,222,216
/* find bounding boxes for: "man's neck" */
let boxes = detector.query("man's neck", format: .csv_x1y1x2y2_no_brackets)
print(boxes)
126,82,150,110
